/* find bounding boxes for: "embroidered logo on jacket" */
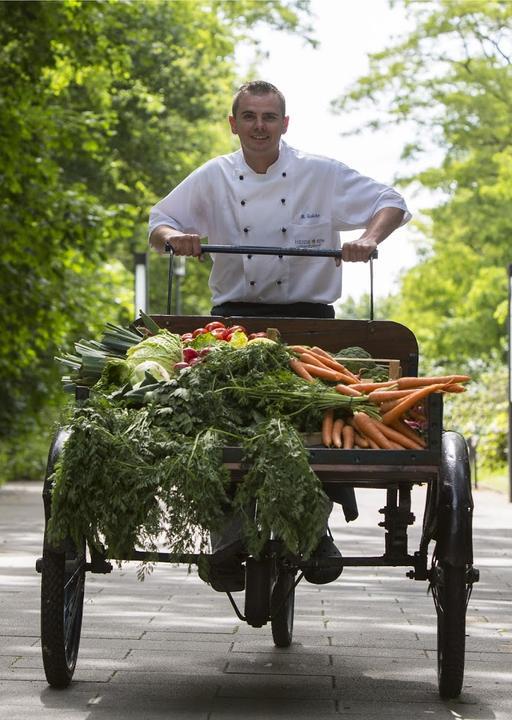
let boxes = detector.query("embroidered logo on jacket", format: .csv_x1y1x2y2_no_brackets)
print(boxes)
300,212,321,219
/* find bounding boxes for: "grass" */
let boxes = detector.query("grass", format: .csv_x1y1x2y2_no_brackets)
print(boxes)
474,465,510,496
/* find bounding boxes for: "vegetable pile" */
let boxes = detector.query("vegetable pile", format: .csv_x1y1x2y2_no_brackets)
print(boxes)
49,316,470,568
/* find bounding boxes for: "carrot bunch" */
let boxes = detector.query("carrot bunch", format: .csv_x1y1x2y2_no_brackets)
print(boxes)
287,343,470,450
288,345,359,385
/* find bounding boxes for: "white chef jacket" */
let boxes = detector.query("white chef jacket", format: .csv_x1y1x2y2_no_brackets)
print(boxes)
148,141,411,305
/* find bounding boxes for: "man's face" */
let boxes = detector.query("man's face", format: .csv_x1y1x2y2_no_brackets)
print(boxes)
229,92,289,159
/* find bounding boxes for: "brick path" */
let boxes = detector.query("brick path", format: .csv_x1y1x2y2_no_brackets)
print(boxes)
1,480,511,719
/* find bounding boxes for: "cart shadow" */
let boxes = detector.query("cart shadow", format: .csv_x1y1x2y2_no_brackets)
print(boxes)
38,669,497,720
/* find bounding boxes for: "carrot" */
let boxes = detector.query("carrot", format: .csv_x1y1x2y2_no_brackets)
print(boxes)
349,380,397,393
381,383,448,425
378,398,403,414
368,388,420,403
342,424,355,449
354,431,370,448
369,417,423,449
300,351,335,370
288,345,311,354
331,418,345,448
391,418,427,448
302,363,346,382
396,375,470,389
322,409,335,447
367,437,381,449
335,383,362,397
310,347,360,382
351,412,396,449
289,358,314,382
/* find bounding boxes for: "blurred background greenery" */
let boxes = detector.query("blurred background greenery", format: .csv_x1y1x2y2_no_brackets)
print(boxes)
0,0,510,489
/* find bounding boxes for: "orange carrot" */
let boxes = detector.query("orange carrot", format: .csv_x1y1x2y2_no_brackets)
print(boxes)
369,418,423,449
335,383,362,397
354,431,370,448
322,409,335,447
391,418,427,448
351,412,396,449
381,383,448,425
331,418,345,448
349,380,397,393
342,424,355,449
288,345,311,354
300,351,335,370
368,388,419,403
379,398,403,414
289,358,314,382
302,363,345,382
310,347,360,382
396,375,470,389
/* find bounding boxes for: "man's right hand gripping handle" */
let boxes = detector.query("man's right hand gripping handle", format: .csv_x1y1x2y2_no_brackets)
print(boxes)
149,226,203,257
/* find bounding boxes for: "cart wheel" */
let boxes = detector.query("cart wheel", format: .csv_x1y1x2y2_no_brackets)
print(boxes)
244,557,273,628
41,540,85,688
271,569,296,648
432,560,466,699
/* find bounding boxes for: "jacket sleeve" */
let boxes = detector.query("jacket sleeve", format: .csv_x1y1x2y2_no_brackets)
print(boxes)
148,164,210,237
331,161,411,231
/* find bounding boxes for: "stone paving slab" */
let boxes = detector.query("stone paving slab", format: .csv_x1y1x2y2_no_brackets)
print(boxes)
1,480,512,719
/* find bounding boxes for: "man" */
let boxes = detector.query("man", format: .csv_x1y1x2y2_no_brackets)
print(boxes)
149,81,411,589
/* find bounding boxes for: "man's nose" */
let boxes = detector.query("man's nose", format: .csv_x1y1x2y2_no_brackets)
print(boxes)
253,115,266,129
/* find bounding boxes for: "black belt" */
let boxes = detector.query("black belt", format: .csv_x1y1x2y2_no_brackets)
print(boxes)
211,302,335,319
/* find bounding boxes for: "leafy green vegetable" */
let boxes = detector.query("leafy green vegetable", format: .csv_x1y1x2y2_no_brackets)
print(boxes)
126,330,182,374
130,360,171,385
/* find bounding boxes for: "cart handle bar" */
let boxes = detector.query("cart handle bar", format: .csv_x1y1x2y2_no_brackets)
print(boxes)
163,243,377,316
164,242,377,260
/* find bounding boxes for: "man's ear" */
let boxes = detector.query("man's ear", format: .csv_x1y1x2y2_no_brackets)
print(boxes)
228,115,238,135
282,116,290,134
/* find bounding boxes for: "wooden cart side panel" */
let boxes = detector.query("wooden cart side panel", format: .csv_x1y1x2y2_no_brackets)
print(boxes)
148,316,419,377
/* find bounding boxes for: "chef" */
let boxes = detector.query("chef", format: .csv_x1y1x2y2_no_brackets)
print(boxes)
148,81,411,591
149,80,410,319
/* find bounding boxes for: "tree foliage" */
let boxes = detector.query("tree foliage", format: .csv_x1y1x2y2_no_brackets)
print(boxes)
0,0,312,480
335,0,511,366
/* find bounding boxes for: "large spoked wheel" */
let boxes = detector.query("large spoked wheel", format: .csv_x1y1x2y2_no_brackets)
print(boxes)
41,540,86,688
431,559,467,699
271,568,296,648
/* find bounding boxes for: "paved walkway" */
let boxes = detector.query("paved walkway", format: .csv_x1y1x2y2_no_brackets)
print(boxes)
0,480,511,719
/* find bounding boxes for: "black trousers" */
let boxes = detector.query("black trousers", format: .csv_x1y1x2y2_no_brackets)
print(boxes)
210,300,358,522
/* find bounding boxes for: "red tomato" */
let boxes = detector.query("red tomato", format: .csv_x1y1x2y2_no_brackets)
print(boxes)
248,332,268,339
180,333,194,341
210,327,228,340
192,327,207,338
226,325,247,336
205,321,226,332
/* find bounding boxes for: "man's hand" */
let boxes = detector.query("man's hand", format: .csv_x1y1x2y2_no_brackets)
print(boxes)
149,226,202,257
341,237,378,263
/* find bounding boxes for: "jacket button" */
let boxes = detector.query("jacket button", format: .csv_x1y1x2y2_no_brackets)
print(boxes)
281,198,286,204
277,280,282,285
282,172,287,177
243,227,249,233
250,281,256,286
239,175,244,180
247,254,252,259
241,200,246,206
281,227,287,233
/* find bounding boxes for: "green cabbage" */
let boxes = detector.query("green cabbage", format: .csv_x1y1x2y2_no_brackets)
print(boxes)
130,360,171,385
126,330,182,374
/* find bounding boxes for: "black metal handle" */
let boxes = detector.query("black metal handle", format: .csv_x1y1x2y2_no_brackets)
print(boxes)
163,242,377,315
164,242,378,260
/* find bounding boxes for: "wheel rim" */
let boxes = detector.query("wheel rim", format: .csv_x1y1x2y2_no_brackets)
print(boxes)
63,555,85,667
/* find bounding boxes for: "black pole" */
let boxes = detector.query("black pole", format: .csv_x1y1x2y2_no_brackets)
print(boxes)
508,263,512,502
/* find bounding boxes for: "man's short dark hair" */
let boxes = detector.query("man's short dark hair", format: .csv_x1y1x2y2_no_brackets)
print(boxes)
232,81,286,117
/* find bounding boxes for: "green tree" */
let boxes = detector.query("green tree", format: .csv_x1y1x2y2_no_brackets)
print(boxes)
334,0,511,365
0,0,312,480
333,0,511,468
